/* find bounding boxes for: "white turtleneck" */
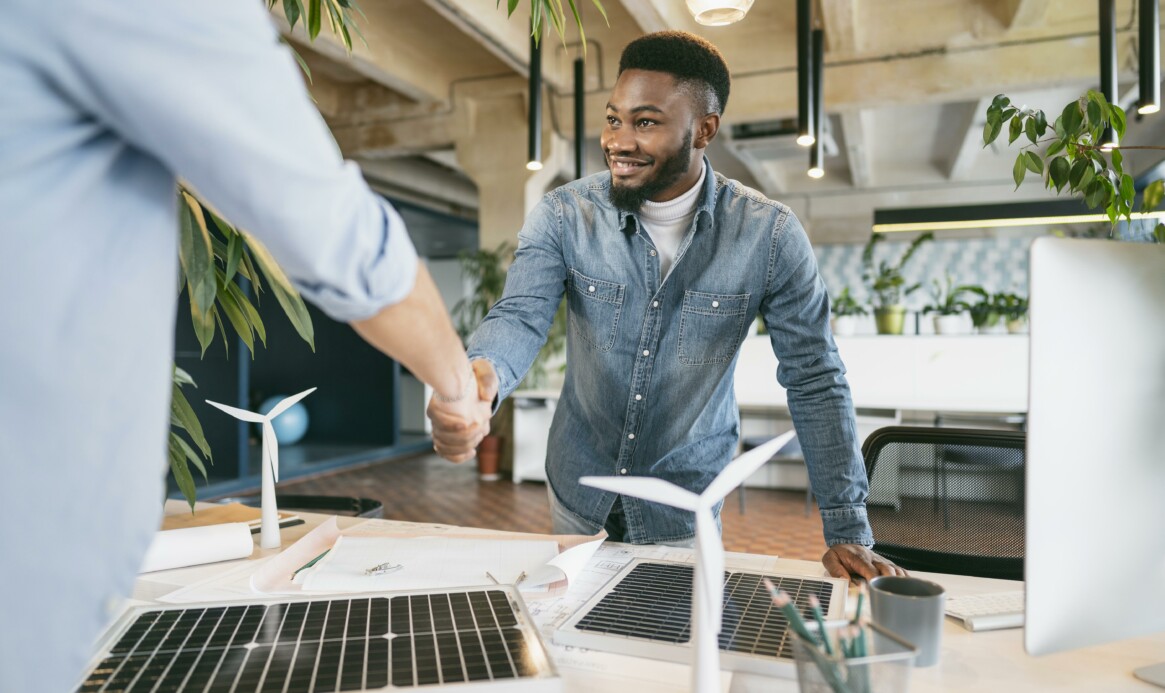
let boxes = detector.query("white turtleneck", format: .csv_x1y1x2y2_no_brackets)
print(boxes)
638,166,705,279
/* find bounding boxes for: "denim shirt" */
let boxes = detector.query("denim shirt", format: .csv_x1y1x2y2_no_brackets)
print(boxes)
468,158,873,546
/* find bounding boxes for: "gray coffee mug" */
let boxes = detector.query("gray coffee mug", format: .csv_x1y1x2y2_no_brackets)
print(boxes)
869,575,946,667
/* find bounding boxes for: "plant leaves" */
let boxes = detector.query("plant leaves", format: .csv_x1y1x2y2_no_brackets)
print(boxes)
1111,103,1126,138
1086,99,1102,129
1155,223,1165,243
1142,179,1164,213
308,0,322,39
171,381,211,458
224,231,243,284
237,229,316,351
226,278,267,348
1013,153,1027,189
1120,173,1135,208
173,365,196,388
214,273,256,356
178,193,216,324
1060,101,1083,136
1049,156,1070,193
1024,151,1042,175
168,433,199,511
282,0,301,30
1008,115,1022,144
1025,116,1038,144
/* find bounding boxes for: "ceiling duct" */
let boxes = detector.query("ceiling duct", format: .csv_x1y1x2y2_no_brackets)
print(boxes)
725,117,838,162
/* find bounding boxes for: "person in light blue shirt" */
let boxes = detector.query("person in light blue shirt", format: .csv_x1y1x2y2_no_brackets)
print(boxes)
430,31,905,583
0,1,491,690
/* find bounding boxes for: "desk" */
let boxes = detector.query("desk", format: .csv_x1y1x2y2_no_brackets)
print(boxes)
126,505,1163,692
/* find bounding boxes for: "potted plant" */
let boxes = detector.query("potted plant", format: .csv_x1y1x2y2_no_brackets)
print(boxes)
995,293,1029,334
830,287,868,337
861,231,935,335
921,275,986,335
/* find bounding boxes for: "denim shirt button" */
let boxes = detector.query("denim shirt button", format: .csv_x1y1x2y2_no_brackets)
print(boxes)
620,468,628,475
642,350,650,356
635,394,642,401
649,249,657,256
627,433,635,440
588,285,596,292
712,300,720,308
652,300,659,308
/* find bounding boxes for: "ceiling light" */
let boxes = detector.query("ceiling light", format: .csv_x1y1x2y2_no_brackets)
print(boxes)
796,0,814,147
686,0,754,26
1138,0,1160,115
872,199,1165,233
527,30,543,172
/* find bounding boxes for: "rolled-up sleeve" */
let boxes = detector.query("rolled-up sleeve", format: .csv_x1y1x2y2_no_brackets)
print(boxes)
49,0,417,321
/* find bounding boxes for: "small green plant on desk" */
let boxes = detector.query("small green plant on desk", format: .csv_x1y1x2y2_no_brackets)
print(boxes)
994,292,1029,333
921,275,986,335
861,232,935,335
830,287,868,337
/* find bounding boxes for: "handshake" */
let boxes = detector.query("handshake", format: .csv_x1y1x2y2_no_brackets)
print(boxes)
426,359,499,463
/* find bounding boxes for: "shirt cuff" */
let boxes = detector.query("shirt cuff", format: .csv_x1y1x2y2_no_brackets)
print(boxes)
820,504,875,547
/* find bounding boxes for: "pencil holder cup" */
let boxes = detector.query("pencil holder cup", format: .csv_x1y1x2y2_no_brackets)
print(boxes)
792,621,917,693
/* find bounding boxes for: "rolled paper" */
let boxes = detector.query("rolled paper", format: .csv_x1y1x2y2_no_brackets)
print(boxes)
139,523,255,573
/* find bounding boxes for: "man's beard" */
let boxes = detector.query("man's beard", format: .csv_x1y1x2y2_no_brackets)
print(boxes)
608,130,694,212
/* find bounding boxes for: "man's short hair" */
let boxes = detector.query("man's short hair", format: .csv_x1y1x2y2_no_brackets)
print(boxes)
618,31,730,116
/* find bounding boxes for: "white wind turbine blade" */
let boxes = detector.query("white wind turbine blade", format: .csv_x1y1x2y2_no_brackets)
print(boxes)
262,422,280,482
205,400,265,423
701,430,797,505
579,476,701,512
265,387,317,419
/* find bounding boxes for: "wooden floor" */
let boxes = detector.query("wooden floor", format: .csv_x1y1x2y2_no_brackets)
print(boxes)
270,452,831,562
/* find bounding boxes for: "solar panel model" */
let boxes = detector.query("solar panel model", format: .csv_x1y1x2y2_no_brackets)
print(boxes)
77,586,560,692
555,559,848,678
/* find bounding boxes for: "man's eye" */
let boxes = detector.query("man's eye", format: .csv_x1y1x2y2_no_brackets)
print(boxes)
637,119,657,128
606,116,619,126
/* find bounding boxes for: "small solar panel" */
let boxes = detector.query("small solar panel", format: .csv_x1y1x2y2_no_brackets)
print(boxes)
78,587,559,692
555,559,847,678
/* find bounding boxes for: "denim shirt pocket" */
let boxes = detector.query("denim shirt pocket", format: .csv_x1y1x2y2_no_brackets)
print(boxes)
678,290,751,366
568,268,626,352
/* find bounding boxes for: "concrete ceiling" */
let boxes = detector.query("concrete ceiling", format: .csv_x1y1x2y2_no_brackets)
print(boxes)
275,0,1165,245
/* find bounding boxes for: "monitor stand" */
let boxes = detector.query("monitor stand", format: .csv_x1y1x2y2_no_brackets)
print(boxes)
1134,662,1165,688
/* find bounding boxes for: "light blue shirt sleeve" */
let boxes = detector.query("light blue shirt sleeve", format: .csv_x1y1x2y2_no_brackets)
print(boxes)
47,0,418,321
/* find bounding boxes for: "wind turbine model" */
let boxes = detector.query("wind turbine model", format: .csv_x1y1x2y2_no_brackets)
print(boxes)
580,430,797,693
206,388,316,549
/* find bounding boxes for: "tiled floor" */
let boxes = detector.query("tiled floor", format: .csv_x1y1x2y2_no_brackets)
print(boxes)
271,452,831,562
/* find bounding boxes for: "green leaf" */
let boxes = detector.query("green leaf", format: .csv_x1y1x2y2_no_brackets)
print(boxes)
174,434,208,482
171,381,211,458
1035,110,1047,137
1120,173,1135,207
1049,156,1070,192
226,279,267,347
1013,154,1027,189
983,118,1003,147
1008,115,1023,144
1086,99,1102,128
991,94,1011,110
1154,223,1165,243
188,284,217,356
168,433,198,511
282,0,301,30
1141,180,1164,213
1061,101,1083,136
1024,151,1043,175
237,229,315,351
178,193,216,322
1025,117,1038,144
1046,139,1065,158
173,365,196,388
1068,158,1089,188
589,0,608,25
308,0,322,39
224,232,243,284
214,273,256,356
1111,103,1126,138
1085,179,1105,208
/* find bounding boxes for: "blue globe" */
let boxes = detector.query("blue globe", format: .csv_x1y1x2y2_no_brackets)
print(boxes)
258,396,310,445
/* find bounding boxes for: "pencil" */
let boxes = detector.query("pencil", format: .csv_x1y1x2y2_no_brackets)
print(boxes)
291,549,330,580
809,594,834,655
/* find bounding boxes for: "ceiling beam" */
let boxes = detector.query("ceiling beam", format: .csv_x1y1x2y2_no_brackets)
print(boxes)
941,98,992,180
617,0,669,33
995,0,1053,29
330,111,457,159
839,109,874,188
417,0,572,91
820,0,860,54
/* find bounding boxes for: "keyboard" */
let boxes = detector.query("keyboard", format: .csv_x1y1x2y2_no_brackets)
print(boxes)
945,591,1025,632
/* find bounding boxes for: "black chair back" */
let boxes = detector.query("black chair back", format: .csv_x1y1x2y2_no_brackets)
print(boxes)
862,426,1024,580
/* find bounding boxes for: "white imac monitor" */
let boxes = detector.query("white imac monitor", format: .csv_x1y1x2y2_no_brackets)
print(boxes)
1025,237,1165,684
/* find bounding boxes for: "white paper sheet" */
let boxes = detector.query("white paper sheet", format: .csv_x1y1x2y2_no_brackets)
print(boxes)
300,535,559,592
138,523,254,573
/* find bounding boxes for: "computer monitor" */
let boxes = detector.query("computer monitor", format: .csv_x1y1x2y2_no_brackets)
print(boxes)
1025,237,1165,684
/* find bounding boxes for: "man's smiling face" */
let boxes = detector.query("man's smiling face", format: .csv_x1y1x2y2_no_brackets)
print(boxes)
601,69,704,212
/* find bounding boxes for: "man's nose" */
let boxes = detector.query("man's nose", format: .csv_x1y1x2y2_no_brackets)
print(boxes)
604,127,635,155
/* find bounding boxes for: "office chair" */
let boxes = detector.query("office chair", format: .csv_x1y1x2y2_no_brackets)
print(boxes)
862,426,1025,581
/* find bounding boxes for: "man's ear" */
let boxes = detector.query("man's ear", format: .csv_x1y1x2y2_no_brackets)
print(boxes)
693,113,721,150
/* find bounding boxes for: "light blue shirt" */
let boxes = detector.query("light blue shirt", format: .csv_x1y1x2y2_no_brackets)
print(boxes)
469,161,873,546
0,1,418,690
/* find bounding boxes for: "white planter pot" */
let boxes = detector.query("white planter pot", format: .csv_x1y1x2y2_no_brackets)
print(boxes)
933,314,968,335
831,315,859,337
1006,317,1029,334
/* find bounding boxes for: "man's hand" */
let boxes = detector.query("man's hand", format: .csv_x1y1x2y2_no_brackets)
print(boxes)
426,359,498,463
822,544,907,583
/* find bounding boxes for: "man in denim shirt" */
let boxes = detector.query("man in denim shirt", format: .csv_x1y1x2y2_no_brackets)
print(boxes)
430,31,903,581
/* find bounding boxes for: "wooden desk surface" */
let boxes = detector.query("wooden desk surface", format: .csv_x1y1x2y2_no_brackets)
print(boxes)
144,503,1162,692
